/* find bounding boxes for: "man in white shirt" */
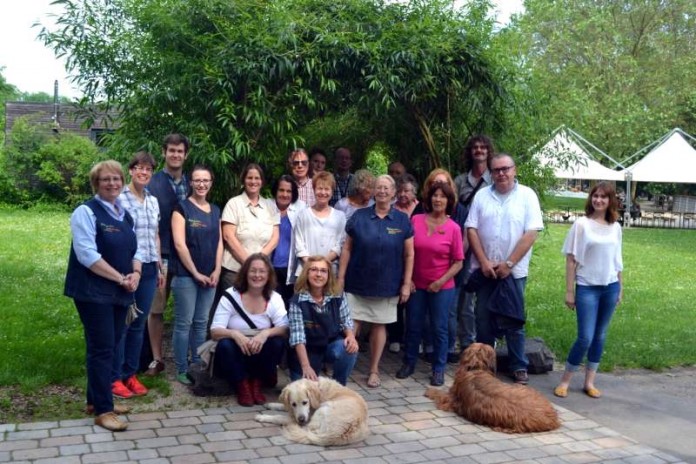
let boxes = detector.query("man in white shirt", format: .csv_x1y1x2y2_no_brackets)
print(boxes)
465,154,543,384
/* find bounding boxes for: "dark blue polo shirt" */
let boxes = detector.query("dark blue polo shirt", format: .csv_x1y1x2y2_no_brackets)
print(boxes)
344,205,413,297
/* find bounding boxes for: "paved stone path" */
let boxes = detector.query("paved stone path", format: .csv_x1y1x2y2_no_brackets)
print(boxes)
0,353,687,463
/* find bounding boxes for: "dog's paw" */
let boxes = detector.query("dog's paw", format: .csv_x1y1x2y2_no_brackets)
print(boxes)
265,402,285,411
255,413,270,423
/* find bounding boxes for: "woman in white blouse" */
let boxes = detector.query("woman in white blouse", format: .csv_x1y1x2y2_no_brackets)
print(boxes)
293,171,346,276
210,254,288,406
554,182,623,400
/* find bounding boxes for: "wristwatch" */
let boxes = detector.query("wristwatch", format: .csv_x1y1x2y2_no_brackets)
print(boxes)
505,260,514,269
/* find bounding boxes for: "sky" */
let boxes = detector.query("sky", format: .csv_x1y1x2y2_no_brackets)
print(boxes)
0,0,524,101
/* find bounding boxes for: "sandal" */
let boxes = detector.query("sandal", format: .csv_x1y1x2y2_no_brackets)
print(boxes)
553,385,568,398
583,387,602,398
367,372,381,388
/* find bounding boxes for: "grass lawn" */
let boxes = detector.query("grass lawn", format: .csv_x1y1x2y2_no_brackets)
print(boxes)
1,206,695,422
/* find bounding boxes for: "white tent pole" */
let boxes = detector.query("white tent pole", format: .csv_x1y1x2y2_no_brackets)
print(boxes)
567,127,625,168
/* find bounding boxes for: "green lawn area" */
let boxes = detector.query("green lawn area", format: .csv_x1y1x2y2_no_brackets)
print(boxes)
1,207,695,417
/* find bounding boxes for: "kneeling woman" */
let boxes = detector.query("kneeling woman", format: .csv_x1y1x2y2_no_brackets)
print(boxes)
288,255,359,386
210,253,288,406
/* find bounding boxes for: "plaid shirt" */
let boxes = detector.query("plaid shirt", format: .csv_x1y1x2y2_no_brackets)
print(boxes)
288,292,353,347
330,172,353,206
167,172,189,202
118,186,161,264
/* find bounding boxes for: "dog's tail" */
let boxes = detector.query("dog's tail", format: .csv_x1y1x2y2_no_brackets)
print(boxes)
282,421,369,446
424,387,453,412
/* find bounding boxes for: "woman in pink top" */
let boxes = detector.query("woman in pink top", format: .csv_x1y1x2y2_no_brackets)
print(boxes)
395,181,464,386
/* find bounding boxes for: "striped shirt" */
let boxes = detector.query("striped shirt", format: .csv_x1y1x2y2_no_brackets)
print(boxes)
288,292,353,347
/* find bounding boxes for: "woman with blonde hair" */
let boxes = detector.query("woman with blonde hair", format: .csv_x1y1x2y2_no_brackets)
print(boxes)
287,255,358,386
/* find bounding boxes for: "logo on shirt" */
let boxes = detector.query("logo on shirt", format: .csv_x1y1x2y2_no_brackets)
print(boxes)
99,222,122,234
188,219,208,229
386,227,402,235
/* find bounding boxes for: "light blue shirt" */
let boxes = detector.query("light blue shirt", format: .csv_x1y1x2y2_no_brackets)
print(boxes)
70,195,143,268
118,186,160,264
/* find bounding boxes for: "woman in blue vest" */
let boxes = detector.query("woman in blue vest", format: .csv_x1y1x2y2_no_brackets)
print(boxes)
287,255,358,386
170,165,223,385
64,160,142,432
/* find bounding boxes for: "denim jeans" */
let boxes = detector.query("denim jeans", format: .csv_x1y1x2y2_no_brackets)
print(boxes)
403,288,454,373
112,262,158,381
447,286,462,353
475,277,528,372
172,276,216,375
214,337,286,385
288,338,357,386
75,300,127,415
566,281,620,372
457,289,476,349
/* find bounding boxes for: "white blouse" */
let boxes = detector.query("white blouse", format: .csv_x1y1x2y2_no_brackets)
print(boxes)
562,217,623,286
210,287,288,335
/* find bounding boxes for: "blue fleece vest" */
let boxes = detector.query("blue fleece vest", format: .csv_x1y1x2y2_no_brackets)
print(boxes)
64,199,136,306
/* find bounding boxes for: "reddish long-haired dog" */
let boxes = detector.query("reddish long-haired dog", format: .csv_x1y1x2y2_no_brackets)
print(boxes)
425,343,560,434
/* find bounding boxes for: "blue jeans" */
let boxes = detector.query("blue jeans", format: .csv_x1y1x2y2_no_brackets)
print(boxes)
475,277,528,372
403,288,454,373
112,262,158,381
458,289,476,349
75,300,127,415
288,338,357,386
214,337,286,385
566,282,620,372
172,276,216,375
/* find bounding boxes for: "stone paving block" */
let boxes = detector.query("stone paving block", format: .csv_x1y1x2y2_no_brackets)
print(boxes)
16,421,57,431
0,451,9,462
200,414,227,424
563,419,600,431
419,425,460,438
113,428,157,440
50,425,94,437
215,448,261,461
267,435,292,446
40,434,84,447
178,432,207,444
511,437,545,449
167,409,206,418
84,432,113,443
443,442,488,457
12,446,59,460
170,452,216,463
205,430,246,441
556,451,602,463
0,439,37,452
403,419,441,430
506,447,550,460
434,416,467,427
368,407,389,417
452,423,485,434
135,436,180,449
161,416,202,427
360,444,391,457
562,440,601,453
156,424,198,437
624,455,671,464
159,444,205,457
200,438,244,453
343,457,389,464
225,419,260,431
382,451,427,464
535,432,575,445
0,425,16,433
249,458,283,464
409,402,443,412
534,457,571,464
320,448,365,460
60,443,91,455
363,434,391,446
476,430,517,441
420,447,455,460
479,438,522,452
277,450,325,464
565,429,611,441
405,395,434,405
421,435,460,449
470,450,515,463
128,411,168,421
371,423,408,434
35,456,80,464
125,419,163,430
91,439,135,452
592,446,634,460
58,418,93,427
653,451,683,463
384,440,426,453
384,430,426,443
246,425,285,438
256,445,288,458
594,426,622,437
242,437,273,449
80,450,129,463
385,405,412,414
594,436,637,449
127,448,160,460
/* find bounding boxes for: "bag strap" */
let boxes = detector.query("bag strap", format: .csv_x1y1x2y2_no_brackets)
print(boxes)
221,291,258,330
461,177,486,207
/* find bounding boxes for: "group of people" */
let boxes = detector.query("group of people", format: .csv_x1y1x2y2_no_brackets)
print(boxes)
65,133,624,432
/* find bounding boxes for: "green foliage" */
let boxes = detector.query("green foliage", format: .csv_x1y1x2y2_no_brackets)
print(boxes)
364,142,392,177
2,116,104,206
40,0,514,202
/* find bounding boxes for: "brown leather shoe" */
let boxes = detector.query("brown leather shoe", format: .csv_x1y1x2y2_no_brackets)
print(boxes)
95,412,128,431
85,404,131,415
144,359,165,376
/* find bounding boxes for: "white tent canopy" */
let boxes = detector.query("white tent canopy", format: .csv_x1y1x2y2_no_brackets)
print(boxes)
623,129,696,184
534,128,625,181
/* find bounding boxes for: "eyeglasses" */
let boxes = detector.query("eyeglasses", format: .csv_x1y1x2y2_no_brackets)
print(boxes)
491,165,514,175
98,176,122,183
192,179,212,185
132,165,153,173
308,267,329,275
249,268,268,276
292,160,309,167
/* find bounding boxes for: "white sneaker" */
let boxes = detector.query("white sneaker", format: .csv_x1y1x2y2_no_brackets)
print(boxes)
388,342,401,353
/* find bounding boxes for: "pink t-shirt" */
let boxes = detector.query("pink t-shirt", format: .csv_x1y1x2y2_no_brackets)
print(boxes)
411,214,464,290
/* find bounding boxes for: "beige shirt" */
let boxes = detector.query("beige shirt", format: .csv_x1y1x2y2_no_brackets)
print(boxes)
221,192,280,271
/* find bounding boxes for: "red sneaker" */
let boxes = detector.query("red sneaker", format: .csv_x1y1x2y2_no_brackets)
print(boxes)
112,380,134,399
124,375,148,396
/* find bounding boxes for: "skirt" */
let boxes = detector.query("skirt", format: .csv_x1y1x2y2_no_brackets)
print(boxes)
347,293,399,324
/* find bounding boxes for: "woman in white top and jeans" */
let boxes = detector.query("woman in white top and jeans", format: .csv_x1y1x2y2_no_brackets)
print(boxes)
554,182,623,399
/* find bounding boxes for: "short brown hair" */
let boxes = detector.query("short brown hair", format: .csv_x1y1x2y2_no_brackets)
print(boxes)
293,256,340,296
234,253,277,300
424,181,456,216
128,151,156,170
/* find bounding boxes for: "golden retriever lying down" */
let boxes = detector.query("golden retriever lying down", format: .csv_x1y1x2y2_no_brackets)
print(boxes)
255,377,369,446
425,343,561,434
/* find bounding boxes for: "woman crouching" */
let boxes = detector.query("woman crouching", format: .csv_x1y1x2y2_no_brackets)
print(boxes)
210,253,288,406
